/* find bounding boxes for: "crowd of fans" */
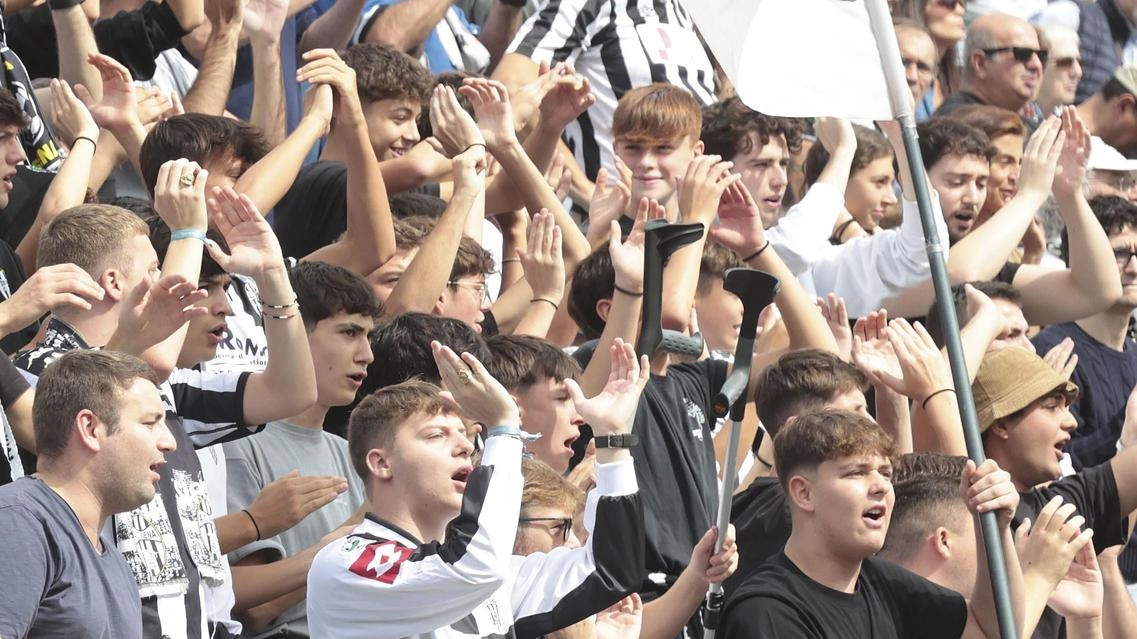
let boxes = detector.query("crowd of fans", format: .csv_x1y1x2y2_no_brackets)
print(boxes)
0,0,1136,637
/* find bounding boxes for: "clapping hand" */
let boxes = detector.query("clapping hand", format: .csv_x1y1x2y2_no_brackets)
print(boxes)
431,341,519,427
205,187,286,280
565,338,649,436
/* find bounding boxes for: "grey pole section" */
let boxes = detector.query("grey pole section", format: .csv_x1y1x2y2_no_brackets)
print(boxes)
861,1,1016,637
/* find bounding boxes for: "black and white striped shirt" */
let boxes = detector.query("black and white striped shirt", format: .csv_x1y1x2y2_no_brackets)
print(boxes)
507,0,717,180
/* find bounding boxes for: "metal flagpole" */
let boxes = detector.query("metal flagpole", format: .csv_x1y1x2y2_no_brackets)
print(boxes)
861,1,1017,637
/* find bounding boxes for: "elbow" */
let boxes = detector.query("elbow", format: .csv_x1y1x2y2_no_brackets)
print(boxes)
660,305,691,334
364,21,414,52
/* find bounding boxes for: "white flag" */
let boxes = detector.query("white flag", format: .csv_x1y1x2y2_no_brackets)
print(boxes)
686,0,895,120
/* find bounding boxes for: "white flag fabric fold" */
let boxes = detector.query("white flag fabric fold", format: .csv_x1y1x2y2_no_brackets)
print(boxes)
686,0,895,120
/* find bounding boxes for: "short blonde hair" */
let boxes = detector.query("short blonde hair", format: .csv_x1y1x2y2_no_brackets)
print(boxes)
37,204,149,276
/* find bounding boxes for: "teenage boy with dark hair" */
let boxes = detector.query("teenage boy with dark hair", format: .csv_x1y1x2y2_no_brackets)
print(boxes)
273,43,433,259
925,280,1034,353
486,334,584,473
721,410,1025,639
307,340,646,639
224,261,381,636
1033,196,1137,469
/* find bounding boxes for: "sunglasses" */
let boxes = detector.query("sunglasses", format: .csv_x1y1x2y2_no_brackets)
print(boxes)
983,47,1048,66
932,0,965,9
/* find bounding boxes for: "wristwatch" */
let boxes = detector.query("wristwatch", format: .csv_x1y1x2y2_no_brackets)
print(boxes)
593,433,639,449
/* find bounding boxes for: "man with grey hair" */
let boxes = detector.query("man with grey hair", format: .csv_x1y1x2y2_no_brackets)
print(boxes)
936,13,1046,129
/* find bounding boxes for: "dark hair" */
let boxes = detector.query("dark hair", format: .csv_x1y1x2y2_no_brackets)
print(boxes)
390,191,449,220
486,334,581,391
290,261,382,330
366,312,490,391
917,117,995,170
1059,195,1137,263
804,124,894,188
773,410,895,492
104,196,157,218
1101,76,1135,101
925,281,1022,347
34,350,160,460
880,457,970,563
140,114,269,196
341,43,433,104
145,215,228,281
949,105,1026,142
567,248,615,340
0,87,29,129
755,349,869,440
348,379,455,482
418,71,474,139
893,452,969,484
700,97,804,160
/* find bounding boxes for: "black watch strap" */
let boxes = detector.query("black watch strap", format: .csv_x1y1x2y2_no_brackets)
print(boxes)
593,433,639,449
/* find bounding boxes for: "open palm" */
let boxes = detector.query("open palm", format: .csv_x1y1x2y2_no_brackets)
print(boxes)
206,187,284,278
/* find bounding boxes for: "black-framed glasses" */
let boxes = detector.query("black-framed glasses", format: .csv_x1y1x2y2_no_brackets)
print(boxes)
983,47,1048,66
519,517,573,543
1114,248,1137,267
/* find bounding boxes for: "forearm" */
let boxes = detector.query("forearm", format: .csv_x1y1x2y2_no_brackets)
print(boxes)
745,247,837,353
236,584,306,631
947,191,1048,283
911,391,965,455
814,145,855,195
87,129,128,193
579,290,642,396
640,567,706,639
484,120,560,215
364,0,451,52
231,548,316,610
215,510,261,554
377,148,452,192
245,267,316,423
383,192,475,316
166,0,207,33
298,0,367,52
16,137,97,273
1099,554,1137,639
494,141,590,266
181,22,241,116
970,525,1024,639
249,36,286,147
235,115,326,212
874,386,912,455
108,119,150,184
52,5,102,102
331,121,396,272
660,233,704,333
477,1,524,70
1058,191,1122,305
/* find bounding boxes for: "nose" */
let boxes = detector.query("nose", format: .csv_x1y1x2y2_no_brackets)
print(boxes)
1060,407,1077,432
404,121,421,144
904,64,919,88
456,431,475,456
882,187,898,206
156,420,177,453
215,291,234,316
770,163,788,189
7,137,25,166
359,339,375,365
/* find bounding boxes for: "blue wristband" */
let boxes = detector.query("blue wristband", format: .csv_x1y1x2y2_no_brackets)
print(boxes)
486,425,542,441
170,228,207,242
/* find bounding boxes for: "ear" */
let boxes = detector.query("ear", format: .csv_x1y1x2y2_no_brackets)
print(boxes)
969,50,988,78
932,526,953,560
75,408,104,453
987,418,1012,441
595,298,612,324
694,139,705,155
99,269,126,303
366,448,393,480
786,474,815,513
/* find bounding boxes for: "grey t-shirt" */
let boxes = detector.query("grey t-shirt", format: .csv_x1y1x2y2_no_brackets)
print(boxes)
0,477,142,638
224,420,364,637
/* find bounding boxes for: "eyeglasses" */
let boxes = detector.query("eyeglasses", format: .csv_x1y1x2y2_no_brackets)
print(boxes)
446,280,489,302
901,57,935,78
1114,248,1137,267
519,517,573,543
983,47,1048,66
1052,57,1080,70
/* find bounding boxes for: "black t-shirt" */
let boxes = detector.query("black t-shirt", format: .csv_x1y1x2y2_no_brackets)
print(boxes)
722,553,968,639
724,477,791,598
0,241,33,355
272,160,349,259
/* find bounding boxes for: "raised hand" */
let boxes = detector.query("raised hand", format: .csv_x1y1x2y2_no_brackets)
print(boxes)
1042,337,1078,381
509,60,557,132
0,264,104,330
1014,496,1098,617
460,78,518,154
74,53,139,134
243,0,289,43
429,84,484,157
851,310,902,387
544,152,572,201
594,594,643,639
709,180,766,258
688,524,739,585
813,117,856,153
960,458,1020,529
302,83,334,136
677,154,738,223
608,197,661,292
153,159,209,233
1047,531,1103,621
47,79,98,148
452,142,488,197
565,338,650,435
297,49,364,126
537,66,595,133
1053,106,1092,199
246,470,350,540
869,318,952,403
205,186,286,279
112,274,210,353
587,166,632,247
1016,115,1065,198
134,86,174,129
431,341,519,426
517,209,565,302
817,294,852,361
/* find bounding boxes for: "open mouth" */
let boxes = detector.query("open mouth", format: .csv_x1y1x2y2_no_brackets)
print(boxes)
451,467,471,489
149,461,164,480
1054,439,1069,462
347,372,367,387
208,324,226,344
862,504,886,527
